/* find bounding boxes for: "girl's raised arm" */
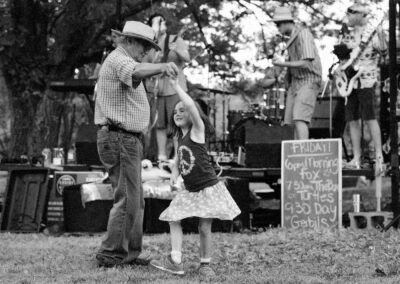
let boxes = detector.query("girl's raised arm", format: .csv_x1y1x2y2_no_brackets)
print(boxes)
169,78,205,138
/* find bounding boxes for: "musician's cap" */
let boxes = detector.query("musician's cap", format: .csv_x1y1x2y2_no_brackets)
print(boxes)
111,29,122,36
111,21,161,51
347,3,370,15
272,6,294,23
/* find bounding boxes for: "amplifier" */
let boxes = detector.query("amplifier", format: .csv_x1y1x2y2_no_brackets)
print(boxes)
230,118,294,168
63,184,113,232
242,120,293,168
310,97,345,139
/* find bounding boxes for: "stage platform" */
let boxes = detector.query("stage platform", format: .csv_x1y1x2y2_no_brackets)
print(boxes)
219,166,375,182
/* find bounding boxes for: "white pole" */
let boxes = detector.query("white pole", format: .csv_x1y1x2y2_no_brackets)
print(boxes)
376,168,382,212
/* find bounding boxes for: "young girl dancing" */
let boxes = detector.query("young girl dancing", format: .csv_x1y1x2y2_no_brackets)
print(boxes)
150,78,241,277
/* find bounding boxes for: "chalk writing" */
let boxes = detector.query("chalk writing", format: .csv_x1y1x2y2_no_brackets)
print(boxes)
281,139,342,229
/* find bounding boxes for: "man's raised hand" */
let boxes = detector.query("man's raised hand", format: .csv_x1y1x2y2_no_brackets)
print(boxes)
162,62,179,77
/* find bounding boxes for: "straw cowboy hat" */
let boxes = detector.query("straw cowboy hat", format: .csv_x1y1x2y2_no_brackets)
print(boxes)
111,21,161,51
272,6,294,23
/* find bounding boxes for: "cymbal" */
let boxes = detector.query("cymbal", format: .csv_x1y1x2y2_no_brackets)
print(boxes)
196,87,234,95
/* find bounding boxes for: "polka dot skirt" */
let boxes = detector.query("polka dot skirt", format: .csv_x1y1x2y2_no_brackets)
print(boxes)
159,181,241,222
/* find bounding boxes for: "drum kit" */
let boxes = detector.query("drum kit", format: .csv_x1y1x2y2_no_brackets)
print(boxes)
197,86,287,153
239,87,286,123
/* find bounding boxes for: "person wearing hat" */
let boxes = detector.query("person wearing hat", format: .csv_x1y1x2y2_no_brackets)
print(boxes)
337,3,387,170
272,6,322,140
94,20,179,268
143,13,190,165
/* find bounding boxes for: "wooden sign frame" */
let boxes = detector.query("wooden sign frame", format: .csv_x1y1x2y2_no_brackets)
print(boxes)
281,139,342,229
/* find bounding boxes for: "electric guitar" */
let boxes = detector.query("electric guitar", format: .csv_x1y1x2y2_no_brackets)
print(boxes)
334,13,386,98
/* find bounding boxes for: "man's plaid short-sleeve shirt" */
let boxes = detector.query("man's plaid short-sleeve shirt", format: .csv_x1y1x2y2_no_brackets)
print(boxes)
94,46,150,133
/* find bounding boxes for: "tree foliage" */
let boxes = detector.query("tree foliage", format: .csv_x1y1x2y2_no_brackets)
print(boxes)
0,0,386,158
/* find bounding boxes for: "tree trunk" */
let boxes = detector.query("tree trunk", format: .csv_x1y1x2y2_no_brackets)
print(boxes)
8,85,92,160
0,68,11,157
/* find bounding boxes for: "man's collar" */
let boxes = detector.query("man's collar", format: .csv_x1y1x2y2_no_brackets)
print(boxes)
117,46,130,57
116,45,139,62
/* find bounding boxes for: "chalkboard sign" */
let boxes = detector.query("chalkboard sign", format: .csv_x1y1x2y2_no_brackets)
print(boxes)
281,139,342,229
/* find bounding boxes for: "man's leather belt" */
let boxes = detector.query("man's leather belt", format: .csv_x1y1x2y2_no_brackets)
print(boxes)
99,124,142,137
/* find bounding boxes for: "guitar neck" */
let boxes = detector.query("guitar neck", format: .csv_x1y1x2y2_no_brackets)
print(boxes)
353,32,377,63
351,16,385,64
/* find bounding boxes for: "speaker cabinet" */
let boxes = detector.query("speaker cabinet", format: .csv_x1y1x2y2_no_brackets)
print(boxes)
75,124,102,165
143,178,251,233
230,119,294,168
62,185,113,232
143,198,172,234
143,199,199,234
310,97,345,139
221,177,250,230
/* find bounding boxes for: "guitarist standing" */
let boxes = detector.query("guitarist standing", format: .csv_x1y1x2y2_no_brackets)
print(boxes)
272,7,322,140
143,13,190,164
338,3,387,169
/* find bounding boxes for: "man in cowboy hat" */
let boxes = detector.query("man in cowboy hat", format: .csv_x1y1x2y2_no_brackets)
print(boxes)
338,3,387,170
94,20,179,268
272,6,322,140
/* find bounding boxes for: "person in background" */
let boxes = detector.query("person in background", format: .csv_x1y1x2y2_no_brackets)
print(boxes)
149,77,240,277
338,3,387,170
94,20,179,268
272,6,322,140
143,13,190,165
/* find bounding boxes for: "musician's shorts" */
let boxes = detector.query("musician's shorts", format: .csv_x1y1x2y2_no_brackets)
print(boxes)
345,87,377,121
156,94,180,129
284,82,320,125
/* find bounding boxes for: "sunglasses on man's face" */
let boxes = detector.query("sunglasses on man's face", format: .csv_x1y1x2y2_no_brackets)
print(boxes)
138,40,152,51
143,45,152,52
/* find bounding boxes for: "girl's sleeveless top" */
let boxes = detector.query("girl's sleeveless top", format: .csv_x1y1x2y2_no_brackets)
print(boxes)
177,133,219,192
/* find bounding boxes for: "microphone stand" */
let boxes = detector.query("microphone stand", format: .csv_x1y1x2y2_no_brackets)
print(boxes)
218,71,234,152
325,62,340,138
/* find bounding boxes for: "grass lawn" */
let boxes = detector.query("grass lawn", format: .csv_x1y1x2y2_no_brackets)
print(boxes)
1,229,400,283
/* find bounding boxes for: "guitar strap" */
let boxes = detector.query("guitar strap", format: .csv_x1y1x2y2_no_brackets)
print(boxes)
161,33,179,62
285,26,303,49
161,33,170,63
151,34,171,99
148,33,180,131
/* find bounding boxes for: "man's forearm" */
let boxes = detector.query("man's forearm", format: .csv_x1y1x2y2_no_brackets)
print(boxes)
282,60,311,68
132,63,165,80
259,78,277,88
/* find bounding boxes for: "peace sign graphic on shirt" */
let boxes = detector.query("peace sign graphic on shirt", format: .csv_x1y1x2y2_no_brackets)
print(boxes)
178,145,195,176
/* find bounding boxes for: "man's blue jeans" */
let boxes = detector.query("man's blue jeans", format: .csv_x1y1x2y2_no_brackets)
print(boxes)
96,128,144,263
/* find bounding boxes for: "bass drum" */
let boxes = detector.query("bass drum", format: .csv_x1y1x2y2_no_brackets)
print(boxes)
228,117,280,153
